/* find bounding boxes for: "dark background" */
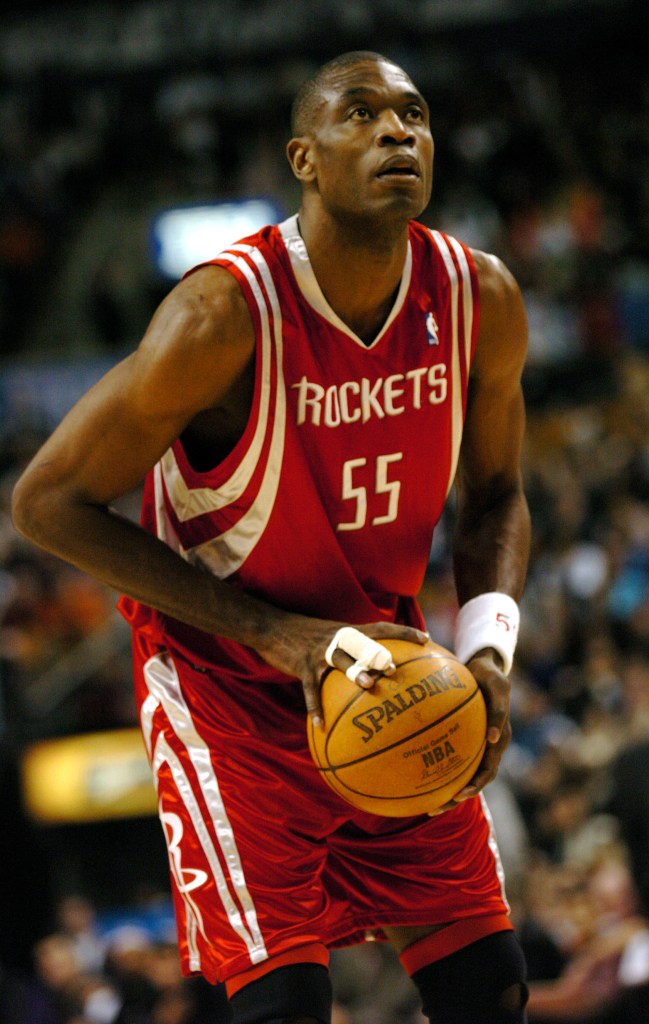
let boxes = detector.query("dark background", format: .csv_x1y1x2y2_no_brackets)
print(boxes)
1,2,649,1022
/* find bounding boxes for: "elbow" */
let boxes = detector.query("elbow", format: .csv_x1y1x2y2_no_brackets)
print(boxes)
11,469,62,550
11,471,40,542
456,473,526,523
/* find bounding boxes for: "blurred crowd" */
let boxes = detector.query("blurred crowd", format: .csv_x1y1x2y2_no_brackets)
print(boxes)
2,3,649,1022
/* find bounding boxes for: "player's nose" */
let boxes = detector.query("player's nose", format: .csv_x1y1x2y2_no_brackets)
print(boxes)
376,110,415,146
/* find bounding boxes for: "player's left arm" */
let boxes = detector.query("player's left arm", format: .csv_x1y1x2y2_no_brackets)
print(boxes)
450,249,531,798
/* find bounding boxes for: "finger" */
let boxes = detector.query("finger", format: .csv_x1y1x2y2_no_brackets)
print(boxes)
325,627,395,673
302,677,324,729
486,703,512,747
454,780,483,800
427,799,459,816
325,628,396,688
469,659,510,746
474,679,508,745
455,744,501,798
351,668,377,689
455,775,488,799
487,711,507,746
367,624,430,646
331,649,376,689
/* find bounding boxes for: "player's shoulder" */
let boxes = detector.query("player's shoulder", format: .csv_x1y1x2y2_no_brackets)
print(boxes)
181,260,250,312
469,249,527,374
409,224,522,308
469,248,522,310
163,262,254,348
408,221,484,277
175,221,284,325
130,261,256,394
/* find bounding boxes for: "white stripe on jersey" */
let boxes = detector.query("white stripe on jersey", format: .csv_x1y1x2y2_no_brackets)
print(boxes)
480,793,510,910
157,245,287,579
153,462,186,557
186,246,287,577
446,235,475,371
143,653,268,965
430,231,464,498
159,245,273,521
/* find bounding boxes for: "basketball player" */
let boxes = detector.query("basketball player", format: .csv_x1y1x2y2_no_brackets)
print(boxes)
12,52,531,1024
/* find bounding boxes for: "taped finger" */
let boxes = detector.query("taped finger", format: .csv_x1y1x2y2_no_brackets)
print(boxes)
345,661,372,684
324,627,394,673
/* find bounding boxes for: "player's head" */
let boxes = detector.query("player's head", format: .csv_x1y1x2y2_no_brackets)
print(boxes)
287,51,434,228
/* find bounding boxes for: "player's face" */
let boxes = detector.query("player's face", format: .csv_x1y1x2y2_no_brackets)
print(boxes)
308,60,434,225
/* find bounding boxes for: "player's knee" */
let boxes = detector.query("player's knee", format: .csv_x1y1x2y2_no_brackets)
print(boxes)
498,982,528,1013
410,929,528,1023
229,963,332,1024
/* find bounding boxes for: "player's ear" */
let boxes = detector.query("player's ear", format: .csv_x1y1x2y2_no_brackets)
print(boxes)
286,136,316,183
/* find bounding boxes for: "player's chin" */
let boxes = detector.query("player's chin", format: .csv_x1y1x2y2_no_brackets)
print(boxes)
373,181,428,216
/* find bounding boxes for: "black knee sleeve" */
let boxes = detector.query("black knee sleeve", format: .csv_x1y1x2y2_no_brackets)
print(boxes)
412,930,528,1024
229,963,332,1024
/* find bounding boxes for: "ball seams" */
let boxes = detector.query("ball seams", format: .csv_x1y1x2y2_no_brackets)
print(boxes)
328,736,486,804
321,686,482,771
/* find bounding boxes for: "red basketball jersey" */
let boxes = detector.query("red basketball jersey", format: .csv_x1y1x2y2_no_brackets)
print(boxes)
119,215,479,675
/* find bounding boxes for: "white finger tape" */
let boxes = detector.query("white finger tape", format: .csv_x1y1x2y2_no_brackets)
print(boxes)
324,627,394,677
345,661,367,684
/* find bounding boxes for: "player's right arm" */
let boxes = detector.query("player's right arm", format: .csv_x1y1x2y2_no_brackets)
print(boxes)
11,267,424,719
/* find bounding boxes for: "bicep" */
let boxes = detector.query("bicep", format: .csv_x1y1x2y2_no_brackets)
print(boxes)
457,377,526,501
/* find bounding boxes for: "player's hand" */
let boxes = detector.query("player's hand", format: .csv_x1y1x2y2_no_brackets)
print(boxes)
427,649,511,815
256,615,429,728
448,648,512,802
314,622,430,727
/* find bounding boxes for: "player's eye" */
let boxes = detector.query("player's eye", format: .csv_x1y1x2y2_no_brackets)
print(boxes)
405,107,425,122
348,105,372,120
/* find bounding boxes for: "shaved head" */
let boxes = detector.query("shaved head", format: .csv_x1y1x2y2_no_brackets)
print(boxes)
291,50,400,137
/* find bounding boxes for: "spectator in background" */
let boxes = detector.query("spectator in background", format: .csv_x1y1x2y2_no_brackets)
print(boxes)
525,856,649,1023
26,931,121,1024
56,895,106,978
608,738,649,915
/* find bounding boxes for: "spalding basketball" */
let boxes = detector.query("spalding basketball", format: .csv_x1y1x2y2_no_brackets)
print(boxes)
308,638,487,817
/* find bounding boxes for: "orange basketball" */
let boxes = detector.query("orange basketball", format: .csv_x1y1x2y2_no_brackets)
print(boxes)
308,638,487,817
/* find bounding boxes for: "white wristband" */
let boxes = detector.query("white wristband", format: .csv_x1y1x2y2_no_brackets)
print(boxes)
454,592,520,675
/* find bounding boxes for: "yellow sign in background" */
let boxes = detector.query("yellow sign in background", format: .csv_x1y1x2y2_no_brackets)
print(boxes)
21,729,158,824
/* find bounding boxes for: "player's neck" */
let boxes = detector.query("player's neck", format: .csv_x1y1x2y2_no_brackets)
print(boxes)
297,209,409,344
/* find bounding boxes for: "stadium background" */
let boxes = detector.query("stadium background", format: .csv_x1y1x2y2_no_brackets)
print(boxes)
1,1,649,1021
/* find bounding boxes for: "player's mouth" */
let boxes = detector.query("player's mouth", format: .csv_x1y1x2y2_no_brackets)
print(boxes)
376,156,420,181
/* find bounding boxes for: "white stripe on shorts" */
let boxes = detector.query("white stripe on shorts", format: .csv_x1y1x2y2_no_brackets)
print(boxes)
480,793,510,911
143,652,268,965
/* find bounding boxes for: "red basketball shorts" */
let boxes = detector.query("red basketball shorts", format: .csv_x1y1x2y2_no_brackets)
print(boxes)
131,632,511,986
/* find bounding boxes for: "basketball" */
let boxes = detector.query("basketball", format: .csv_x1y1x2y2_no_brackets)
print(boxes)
308,638,487,817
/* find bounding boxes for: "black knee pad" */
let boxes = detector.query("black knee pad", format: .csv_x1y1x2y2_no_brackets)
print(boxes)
412,930,528,1024
229,963,332,1024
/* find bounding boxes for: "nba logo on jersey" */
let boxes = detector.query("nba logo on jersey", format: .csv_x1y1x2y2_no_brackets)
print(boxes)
425,311,440,345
